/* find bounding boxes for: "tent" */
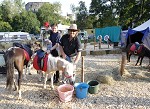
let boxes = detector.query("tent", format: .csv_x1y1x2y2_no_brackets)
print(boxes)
125,19,150,49
133,19,150,31
57,24,69,35
57,24,69,31
95,26,121,43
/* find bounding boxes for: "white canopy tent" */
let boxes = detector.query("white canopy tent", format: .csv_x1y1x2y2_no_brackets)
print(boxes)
133,19,150,31
57,24,69,35
57,24,69,31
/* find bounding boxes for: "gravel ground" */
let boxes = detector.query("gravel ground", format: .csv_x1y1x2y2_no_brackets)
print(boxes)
0,43,150,109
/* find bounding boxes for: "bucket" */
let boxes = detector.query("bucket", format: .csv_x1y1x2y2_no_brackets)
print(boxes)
57,84,74,102
74,82,89,99
87,80,99,94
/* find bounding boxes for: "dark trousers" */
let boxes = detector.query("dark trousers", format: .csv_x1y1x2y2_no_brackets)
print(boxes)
51,49,59,81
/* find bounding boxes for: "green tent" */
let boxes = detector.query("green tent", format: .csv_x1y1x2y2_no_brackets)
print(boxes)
95,26,121,42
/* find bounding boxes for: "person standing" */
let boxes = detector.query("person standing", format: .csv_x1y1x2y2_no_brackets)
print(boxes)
47,24,61,83
42,22,51,48
59,24,82,70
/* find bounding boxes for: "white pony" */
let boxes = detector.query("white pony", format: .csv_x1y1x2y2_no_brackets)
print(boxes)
35,54,75,89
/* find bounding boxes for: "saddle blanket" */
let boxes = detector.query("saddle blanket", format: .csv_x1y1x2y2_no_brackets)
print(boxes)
33,54,48,72
23,50,30,61
130,44,143,54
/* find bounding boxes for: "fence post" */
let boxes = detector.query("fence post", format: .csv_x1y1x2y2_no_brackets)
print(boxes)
120,54,126,76
99,36,102,49
107,40,109,48
81,56,84,82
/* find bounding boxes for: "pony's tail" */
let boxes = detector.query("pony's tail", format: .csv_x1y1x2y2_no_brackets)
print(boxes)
6,48,15,90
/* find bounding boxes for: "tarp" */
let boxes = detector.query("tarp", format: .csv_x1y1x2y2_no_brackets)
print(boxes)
95,26,121,42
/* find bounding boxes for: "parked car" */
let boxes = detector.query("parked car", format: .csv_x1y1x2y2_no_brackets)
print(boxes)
88,34,94,39
34,34,40,40
0,32,31,42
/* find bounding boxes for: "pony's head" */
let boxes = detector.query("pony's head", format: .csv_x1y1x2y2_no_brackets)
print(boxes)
63,62,75,85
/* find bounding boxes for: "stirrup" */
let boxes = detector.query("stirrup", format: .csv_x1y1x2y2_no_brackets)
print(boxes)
134,50,137,54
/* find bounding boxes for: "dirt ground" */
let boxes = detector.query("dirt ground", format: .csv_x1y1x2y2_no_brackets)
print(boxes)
0,43,150,109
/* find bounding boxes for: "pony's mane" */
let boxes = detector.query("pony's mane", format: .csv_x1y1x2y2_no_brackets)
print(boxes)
7,47,19,51
57,57,73,66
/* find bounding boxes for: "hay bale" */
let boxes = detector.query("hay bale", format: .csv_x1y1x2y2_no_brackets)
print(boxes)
90,50,106,55
112,67,122,80
119,68,132,78
97,75,115,85
133,73,145,79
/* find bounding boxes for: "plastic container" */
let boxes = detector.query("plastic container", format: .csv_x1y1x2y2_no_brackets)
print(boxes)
87,80,99,94
57,84,74,102
74,82,89,99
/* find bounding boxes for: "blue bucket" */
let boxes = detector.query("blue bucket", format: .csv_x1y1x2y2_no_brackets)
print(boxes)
74,82,89,99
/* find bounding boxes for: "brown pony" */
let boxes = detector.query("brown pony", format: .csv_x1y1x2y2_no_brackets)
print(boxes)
4,46,32,99
126,43,150,66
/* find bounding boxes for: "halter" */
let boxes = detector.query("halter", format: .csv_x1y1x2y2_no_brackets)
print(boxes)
63,72,72,78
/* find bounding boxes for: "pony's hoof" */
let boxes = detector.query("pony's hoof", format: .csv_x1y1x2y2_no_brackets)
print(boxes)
28,73,32,75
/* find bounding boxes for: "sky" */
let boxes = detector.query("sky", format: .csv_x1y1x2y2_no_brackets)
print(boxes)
0,0,91,16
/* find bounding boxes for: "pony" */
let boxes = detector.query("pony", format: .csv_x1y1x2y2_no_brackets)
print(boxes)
4,43,33,99
33,53,75,89
126,43,150,66
12,42,33,76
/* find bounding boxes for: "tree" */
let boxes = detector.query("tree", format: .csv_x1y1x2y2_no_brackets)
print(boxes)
116,0,150,29
74,1,88,29
11,11,40,34
0,21,12,32
13,0,25,14
36,2,63,26
90,0,119,28
1,0,13,23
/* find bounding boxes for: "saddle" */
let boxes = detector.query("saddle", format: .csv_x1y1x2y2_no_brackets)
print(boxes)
13,42,32,61
33,49,48,71
130,43,143,54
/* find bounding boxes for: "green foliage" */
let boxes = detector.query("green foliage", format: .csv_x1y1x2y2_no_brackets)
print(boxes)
36,2,63,26
0,0,149,34
75,1,93,29
11,11,40,34
1,0,13,23
0,21,12,31
89,0,150,29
